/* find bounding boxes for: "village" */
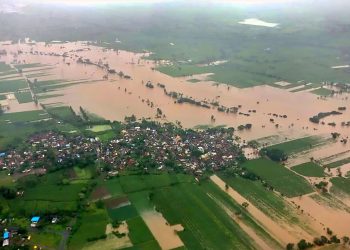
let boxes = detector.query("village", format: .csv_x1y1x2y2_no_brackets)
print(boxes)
0,121,240,177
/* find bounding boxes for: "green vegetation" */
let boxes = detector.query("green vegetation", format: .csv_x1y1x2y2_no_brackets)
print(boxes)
0,62,12,72
87,125,112,132
14,91,33,103
0,171,15,187
311,87,333,96
324,157,350,168
69,208,109,249
152,181,256,249
127,216,160,249
291,162,326,177
31,231,61,249
242,158,313,197
330,177,350,196
266,136,327,155
219,175,304,225
0,110,48,123
0,79,27,93
187,78,201,83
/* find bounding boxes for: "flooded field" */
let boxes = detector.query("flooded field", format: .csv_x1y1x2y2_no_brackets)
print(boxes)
0,41,349,142
289,194,350,237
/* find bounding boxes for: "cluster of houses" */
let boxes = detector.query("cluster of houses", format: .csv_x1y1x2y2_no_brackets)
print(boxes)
0,123,240,175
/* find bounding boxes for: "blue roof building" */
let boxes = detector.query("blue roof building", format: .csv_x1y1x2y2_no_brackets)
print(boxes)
31,216,40,223
0,152,5,157
3,231,9,239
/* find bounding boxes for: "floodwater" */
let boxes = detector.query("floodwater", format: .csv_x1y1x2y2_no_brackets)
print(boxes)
0,41,349,143
289,194,350,237
141,210,184,250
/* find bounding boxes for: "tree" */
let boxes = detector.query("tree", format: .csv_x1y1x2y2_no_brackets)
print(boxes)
261,148,288,162
242,201,249,209
342,236,349,245
297,239,313,250
286,243,294,250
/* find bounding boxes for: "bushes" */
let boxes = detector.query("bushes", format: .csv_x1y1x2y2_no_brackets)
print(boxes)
260,148,288,162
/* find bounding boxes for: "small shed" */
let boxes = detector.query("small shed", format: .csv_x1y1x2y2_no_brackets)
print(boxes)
30,216,40,227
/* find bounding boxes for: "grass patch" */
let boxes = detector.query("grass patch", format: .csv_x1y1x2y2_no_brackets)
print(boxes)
87,125,112,133
0,171,15,187
266,136,327,155
127,216,160,249
14,91,33,103
324,157,350,168
69,208,109,249
311,87,333,96
242,158,313,197
187,78,201,83
153,182,256,249
330,177,350,196
0,79,27,93
0,110,48,123
291,162,326,177
108,204,138,221
23,183,84,202
219,175,302,223
30,231,61,249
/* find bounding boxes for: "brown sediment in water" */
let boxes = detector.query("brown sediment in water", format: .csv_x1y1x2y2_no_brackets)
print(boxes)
289,194,350,237
210,175,319,245
0,41,349,143
141,210,184,250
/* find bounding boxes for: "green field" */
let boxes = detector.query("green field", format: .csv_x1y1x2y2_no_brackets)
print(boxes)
69,208,109,250
127,216,160,249
0,171,15,187
15,91,33,103
311,87,333,96
87,125,112,133
23,183,84,201
0,110,48,123
0,79,27,93
219,175,306,225
330,177,350,196
291,162,326,177
0,62,12,72
242,158,313,197
266,136,328,155
153,181,265,249
324,157,350,168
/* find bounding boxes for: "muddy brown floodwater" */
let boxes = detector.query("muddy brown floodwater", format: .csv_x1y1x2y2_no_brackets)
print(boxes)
0,41,349,142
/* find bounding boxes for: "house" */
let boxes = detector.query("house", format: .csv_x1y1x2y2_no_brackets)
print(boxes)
31,216,40,227
2,230,9,247
3,231,9,239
